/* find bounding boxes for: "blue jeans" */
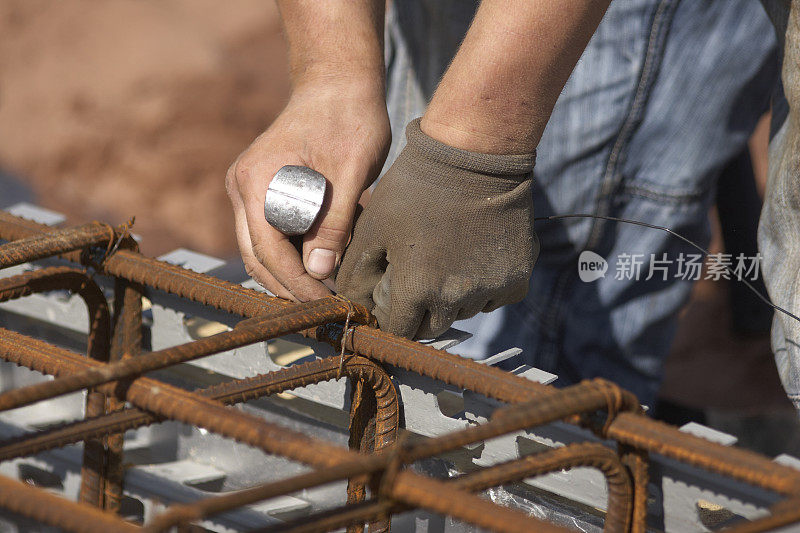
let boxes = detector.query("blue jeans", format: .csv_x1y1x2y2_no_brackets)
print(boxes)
384,0,778,406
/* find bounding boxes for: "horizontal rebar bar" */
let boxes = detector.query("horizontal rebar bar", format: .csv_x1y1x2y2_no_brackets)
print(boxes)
0,222,112,269
2,211,800,530
0,356,398,464
143,379,627,531
254,443,633,533
0,472,138,533
0,298,349,412
0,326,561,533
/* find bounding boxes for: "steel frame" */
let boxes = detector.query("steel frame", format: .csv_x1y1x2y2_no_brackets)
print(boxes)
0,211,798,532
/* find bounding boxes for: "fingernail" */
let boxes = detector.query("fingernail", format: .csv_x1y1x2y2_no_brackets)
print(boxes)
307,248,337,277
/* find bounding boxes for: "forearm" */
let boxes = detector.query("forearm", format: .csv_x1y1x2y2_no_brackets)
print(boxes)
422,0,610,154
277,0,385,96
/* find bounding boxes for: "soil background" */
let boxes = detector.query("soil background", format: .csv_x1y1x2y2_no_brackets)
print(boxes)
0,0,287,256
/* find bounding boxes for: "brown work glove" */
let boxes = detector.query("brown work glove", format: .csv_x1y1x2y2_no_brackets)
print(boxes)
336,118,538,339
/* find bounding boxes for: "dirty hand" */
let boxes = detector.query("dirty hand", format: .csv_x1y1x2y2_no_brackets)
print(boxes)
337,118,538,339
226,87,390,301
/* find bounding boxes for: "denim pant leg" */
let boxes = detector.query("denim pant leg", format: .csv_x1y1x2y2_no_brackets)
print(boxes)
385,0,777,407
759,1,800,411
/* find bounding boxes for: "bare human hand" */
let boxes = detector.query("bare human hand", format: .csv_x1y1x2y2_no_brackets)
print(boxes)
226,85,390,301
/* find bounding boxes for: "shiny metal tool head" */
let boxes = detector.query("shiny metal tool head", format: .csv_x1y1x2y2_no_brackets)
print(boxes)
264,165,327,236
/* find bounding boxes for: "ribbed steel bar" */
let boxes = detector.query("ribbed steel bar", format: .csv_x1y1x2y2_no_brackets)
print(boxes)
0,266,113,508
0,325,355,465
0,222,112,269
345,358,395,533
0,472,138,533
143,455,388,532
103,275,143,513
254,443,633,533
2,212,800,527
450,443,632,533
0,297,349,412
325,326,800,496
0,328,559,533
0,211,291,318
0,356,397,461
0,213,542,409
143,380,629,531
619,446,649,533
405,378,638,464
609,413,800,495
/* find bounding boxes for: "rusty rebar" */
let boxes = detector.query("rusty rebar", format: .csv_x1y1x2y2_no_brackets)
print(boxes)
0,356,398,462
0,325,363,468
0,211,298,318
11,354,396,532
255,443,633,533
0,222,113,269
144,380,630,531
321,325,800,497
450,443,632,533
0,266,113,508
619,446,649,533
103,275,143,512
3,212,800,531
344,352,398,533
0,472,138,533
609,413,800,495
0,329,557,533
0,297,351,413
0,325,356,465
403,379,637,464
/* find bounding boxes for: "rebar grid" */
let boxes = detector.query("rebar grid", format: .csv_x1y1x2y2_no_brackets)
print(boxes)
0,212,798,533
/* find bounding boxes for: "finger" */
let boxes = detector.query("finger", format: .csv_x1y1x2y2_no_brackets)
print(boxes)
456,301,486,321
417,306,460,340
380,266,427,339
484,279,531,312
370,264,392,328
336,243,387,308
302,176,361,280
336,211,386,309
250,223,332,301
236,159,331,301
227,168,294,300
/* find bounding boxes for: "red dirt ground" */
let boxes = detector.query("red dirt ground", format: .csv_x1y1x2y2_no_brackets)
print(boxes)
0,0,288,257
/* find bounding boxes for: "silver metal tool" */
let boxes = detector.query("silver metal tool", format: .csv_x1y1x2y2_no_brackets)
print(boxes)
264,165,327,236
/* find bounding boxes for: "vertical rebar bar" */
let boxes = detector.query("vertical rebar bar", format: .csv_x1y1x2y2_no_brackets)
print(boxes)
103,274,144,512
0,267,113,508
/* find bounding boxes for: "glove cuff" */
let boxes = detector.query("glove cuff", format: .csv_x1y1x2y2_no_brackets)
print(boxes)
405,118,536,177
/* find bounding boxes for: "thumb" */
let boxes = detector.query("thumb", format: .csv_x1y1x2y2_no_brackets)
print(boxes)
302,186,358,279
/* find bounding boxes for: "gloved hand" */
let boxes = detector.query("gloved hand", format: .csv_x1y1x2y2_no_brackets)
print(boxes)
337,118,538,339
